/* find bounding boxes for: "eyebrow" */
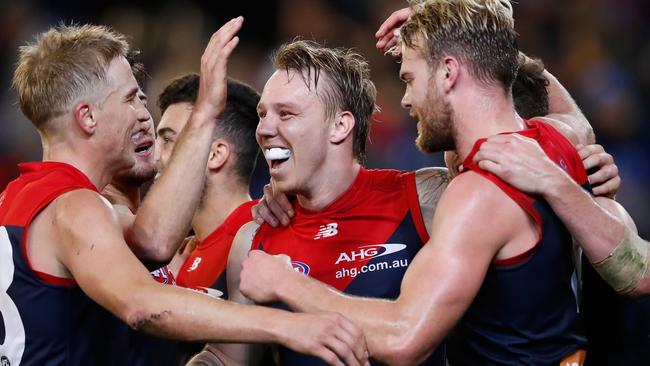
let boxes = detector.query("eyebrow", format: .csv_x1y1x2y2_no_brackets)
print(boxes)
157,127,177,136
125,86,139,100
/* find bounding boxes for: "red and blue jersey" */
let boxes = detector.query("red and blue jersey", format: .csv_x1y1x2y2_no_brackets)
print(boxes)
0,162,130,365
177,199,257,298
252,167,445,366
447,120,587,365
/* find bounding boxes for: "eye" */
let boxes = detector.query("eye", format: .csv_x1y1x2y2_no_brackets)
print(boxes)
279,110,295,119
258,111,267,119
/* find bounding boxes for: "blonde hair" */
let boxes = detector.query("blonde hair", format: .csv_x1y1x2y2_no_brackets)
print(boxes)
399,0,518,90
12,24,129,129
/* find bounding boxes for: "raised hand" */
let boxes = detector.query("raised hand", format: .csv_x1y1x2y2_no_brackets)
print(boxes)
194,17,243,122
375,7,410,54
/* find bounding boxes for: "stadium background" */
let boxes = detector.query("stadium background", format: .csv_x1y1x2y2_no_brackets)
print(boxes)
0,0,648,237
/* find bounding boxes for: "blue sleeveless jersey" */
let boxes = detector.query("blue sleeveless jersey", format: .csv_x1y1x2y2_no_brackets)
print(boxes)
581,256,650,365
0,162,129,365
447,120,588,365
253,168,446,365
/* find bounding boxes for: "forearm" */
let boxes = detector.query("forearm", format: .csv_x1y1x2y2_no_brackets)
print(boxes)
125,282,292,345
543,173,627,262
131,111,217,262
276,272,410,363
541,69,595,145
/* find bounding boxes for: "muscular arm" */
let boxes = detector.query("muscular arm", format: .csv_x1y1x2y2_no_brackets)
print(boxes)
544,174,649,296
121,16,242,264
532,61,595,145
241,173,524,365
474,134,649,296
53,190,305,343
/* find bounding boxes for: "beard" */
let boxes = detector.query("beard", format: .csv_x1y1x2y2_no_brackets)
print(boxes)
415,82,457,153
114,163,157,187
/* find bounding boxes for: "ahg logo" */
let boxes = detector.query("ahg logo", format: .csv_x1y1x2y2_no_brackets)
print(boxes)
335,244,407,264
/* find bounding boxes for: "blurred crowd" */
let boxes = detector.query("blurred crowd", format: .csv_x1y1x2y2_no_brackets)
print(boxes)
1,0,648,236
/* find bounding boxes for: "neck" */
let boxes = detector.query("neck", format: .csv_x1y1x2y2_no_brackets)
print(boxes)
192,176,251,241
43,139,123,191
297,159,361,212
453,85,525,160
102,181,141,212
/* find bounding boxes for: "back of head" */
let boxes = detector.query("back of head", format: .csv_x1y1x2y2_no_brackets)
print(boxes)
399,0,519,92
12,24,129,131
158,74,261,185
272,39,377,164
513,55,549,119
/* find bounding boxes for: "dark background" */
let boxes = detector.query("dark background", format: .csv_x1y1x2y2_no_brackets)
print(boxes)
1,0,648,236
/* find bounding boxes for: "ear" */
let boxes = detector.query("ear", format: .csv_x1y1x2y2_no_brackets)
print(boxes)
73,102,96,135
207,139,230,171
442,56,460,93
330,111,355,145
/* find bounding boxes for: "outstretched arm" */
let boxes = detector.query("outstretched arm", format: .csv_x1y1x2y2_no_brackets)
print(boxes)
473,134,649,296
124,18,240,264
240,173,521,365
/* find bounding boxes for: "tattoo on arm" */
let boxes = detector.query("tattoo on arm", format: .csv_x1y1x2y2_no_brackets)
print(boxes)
415,168,451,236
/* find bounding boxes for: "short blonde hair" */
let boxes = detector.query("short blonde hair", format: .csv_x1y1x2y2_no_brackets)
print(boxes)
400,0,518,91
12,24,129,129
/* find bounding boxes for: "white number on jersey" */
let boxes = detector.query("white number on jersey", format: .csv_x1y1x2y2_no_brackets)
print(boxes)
0,226,26,364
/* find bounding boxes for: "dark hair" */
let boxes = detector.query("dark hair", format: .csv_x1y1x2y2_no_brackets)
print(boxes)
157,73,261,184
273,39,377,163
513,55,549,118
127,50,148,87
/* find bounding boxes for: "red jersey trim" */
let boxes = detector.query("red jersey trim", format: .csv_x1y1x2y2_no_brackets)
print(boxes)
403,171,430,243
17,162,98,287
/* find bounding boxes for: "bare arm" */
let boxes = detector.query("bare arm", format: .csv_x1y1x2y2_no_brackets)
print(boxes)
522,55,594,145
124,17,241,264
240,174,520,365
52,189,367,366
474,133,649,296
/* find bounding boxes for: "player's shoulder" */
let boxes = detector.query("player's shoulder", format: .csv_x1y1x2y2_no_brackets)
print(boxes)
440,170,520,219
415,167,450,192
51,189,118,228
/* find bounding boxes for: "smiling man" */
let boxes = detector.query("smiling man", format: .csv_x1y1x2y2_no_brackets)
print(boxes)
218,39,449,366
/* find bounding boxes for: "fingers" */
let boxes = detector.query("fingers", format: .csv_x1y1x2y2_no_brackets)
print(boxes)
587,162,618,186
317,314,368,366
375,8,410,39
331,315,368,366
577,144,604,161
591,176,621,198
375,8,410,51
476,159,505,177
253,199,279,227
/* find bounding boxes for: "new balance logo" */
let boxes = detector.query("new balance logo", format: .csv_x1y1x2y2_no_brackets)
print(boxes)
188,257,202,271
314,223,338,240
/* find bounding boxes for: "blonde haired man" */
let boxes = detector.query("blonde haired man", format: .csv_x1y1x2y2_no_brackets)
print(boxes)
0,22,367,366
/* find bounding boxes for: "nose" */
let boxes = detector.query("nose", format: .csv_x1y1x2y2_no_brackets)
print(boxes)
256,113,278,142
401,90,411,110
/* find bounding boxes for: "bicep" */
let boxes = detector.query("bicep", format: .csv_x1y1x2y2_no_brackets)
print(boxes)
54,191,153,320
397,174,515,347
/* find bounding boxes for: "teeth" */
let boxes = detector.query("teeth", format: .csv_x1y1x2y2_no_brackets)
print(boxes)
131,132,143,143
265,148,291,160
